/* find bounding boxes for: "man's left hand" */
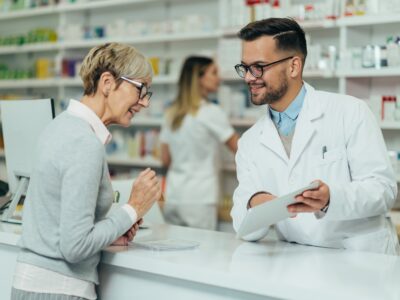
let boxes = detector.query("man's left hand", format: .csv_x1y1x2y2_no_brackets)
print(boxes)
287,180,330,214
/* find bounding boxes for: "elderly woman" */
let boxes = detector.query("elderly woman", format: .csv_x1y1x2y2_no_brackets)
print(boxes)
11,43,161,300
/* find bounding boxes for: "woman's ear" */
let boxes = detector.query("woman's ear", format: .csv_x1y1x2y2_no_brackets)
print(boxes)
99,72,114,97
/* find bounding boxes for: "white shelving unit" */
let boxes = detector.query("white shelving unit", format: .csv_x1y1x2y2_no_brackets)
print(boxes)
336,13,400,27
336,68,400,78
0,75,178,89
0,0,198,21
0,32,221,55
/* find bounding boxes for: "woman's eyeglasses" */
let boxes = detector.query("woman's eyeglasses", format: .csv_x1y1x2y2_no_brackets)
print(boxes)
120,76,153,101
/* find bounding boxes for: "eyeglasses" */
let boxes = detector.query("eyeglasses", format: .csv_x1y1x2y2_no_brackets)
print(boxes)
234,56,293,78
120,76,153,101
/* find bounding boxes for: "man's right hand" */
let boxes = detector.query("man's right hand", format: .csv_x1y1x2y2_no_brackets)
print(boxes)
128,168,162,219
248,192,276,209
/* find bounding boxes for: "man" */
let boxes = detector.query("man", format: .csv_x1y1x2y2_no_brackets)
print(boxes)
231,18,399,255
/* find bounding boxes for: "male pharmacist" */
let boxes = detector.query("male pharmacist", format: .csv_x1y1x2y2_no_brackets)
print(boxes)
231,17,399,255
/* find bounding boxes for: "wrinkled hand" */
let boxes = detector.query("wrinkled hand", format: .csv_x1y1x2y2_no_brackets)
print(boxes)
128,168,162,219
112,219,143,246
287,180,330,214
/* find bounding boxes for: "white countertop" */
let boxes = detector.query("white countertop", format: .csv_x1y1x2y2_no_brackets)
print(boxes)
1,223,400,300
104,225,400,300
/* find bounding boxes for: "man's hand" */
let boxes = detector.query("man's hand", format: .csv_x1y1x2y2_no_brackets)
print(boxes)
287,180,330,214
248,192,277,209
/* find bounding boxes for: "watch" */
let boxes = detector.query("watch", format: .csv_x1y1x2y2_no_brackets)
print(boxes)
320,199,330,213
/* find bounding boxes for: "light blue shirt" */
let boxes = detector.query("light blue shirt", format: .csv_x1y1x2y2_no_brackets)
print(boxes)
269,85,306,136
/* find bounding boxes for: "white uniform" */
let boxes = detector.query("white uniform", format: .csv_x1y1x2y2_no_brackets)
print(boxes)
160,100,234,229
232,82,400,255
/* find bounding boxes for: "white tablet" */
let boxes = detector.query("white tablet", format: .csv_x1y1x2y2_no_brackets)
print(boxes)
237,182,319,238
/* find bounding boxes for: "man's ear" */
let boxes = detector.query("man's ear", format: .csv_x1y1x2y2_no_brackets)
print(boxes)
99,71,114,97
289,56,303,78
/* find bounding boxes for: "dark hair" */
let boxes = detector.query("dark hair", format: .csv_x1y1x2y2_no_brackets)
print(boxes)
169,56,214,130
178,56,214,85
238,18,307,63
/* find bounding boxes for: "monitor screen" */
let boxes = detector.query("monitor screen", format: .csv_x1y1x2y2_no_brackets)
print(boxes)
0,99,55,194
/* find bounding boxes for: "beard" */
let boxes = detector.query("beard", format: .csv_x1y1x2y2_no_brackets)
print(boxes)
249,73,288,106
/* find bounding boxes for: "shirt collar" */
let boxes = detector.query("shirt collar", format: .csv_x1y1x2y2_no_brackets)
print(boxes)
66,99,112,145
269,84,306,122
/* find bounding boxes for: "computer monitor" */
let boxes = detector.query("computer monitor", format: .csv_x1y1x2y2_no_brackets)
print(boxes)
0,99,55,223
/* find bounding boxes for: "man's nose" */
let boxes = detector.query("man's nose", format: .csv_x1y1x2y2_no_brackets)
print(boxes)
244,69,257,84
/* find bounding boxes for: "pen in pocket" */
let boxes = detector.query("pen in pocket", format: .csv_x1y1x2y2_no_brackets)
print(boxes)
322,146,327,159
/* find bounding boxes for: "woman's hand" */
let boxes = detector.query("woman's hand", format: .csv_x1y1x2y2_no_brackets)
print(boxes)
128,168,162,219
111,219,143,246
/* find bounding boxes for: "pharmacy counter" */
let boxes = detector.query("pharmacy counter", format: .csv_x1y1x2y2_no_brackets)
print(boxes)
1,223,400,300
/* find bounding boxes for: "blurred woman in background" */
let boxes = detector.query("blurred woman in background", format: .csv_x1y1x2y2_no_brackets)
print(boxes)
160,56,239,230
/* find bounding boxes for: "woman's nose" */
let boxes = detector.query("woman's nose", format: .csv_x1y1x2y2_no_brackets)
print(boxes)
139,97,150,108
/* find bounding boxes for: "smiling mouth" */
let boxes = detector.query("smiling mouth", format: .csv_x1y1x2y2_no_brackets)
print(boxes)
250,84,265,93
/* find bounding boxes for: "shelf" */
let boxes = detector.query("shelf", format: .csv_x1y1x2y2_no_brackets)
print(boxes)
220,71,240,81
0,0,193,21
107,156,163,168
298,19,336,29
56,0,166,13
380,122,400,130
222,19,336,37
131,117,162,126
0,75,178,90
336,68,400,78
221,69,335,81
126,117,256,127
152,75,178,85
0,42,58,55
0,78,63,88
337,13,400,27
230,118,256,127
0,31,221,55
0,5,57,20
60,31,221,49
303,70,334,78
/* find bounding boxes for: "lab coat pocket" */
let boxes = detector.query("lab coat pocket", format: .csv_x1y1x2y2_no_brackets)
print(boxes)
342,229,395,255
311,147,349,183
315,147,345,166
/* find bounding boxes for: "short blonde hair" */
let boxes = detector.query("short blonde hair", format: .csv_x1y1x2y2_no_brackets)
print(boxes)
79,42,153,95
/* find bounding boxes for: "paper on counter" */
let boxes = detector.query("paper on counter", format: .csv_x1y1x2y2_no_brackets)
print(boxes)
132,239,200,251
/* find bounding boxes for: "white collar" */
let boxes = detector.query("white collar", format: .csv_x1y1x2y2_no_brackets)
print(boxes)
66,99,112,145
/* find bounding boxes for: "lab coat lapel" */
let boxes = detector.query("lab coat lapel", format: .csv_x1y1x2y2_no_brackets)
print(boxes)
259,114,289,164
289,83,323,171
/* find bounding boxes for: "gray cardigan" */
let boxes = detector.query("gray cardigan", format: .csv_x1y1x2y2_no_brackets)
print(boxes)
18,112,133,284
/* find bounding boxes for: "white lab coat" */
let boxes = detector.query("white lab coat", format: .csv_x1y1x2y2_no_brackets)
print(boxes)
232,82,399,255
160,101,234,206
